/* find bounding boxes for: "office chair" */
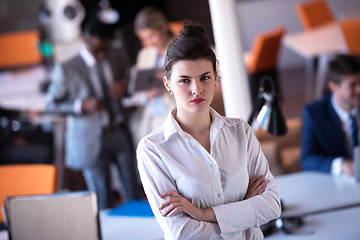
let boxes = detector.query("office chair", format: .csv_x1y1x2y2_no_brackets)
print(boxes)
296,0,335,31
0,30,42,69
340,19,360,56
0,164,57,222
245,26,286,106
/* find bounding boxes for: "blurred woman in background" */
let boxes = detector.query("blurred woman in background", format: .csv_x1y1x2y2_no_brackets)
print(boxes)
128,6,176,146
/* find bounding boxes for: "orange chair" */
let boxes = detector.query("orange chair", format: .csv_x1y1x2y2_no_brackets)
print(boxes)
340,19,360,55
0,30,42,69
296,0,335,31
245,27,286,104
0,164,57,222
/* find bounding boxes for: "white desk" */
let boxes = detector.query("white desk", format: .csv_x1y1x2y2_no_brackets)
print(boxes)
283,23,346,58
276,171,360,218
99,210,163,240
100,172,360,239
283,22,347,101
2,172,360,239
0,66,48,111
265,205,360,239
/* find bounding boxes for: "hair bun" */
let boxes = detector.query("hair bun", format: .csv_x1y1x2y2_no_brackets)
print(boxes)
179,23,206,39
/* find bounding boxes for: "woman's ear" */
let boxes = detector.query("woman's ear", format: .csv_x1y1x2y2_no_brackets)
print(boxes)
163,76,172,93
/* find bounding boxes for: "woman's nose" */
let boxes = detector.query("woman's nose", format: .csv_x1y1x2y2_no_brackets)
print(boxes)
191,81,202,95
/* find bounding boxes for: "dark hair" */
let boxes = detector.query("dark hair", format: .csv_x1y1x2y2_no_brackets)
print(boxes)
327,54,360,84
83,15,114,40
164,23,217,78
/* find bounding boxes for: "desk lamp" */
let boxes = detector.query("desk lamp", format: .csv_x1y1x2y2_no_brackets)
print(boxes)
248,78,301,236
248,76,287,136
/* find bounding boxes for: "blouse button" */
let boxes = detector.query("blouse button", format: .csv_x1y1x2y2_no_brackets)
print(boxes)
217,193,222,198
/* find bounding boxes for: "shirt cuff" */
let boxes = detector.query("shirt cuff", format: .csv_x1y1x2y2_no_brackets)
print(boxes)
331,157,343,176
74,99,83,115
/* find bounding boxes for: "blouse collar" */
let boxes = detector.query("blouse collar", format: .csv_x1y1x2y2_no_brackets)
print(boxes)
163,107,237,141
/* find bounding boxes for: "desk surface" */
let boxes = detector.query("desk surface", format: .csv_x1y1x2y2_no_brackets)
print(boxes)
283,22,347,58
276,171,360,217
0,66,47,111
99,210,163,240
2,172,360,240
265,205,360,239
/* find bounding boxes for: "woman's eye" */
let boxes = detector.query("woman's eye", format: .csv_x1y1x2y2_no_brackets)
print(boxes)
179,79,190,83
201,76,210,81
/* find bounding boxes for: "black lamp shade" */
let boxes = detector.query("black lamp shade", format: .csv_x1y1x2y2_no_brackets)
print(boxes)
257,95,287,136
248,76,287,136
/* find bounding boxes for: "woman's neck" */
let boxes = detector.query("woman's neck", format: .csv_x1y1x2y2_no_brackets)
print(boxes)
175,108,212,136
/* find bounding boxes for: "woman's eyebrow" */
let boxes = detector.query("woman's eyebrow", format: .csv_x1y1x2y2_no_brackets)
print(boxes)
200,71,211,76
178,72,211,78
178,75,191,78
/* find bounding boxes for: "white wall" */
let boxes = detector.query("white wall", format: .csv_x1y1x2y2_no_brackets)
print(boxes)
237,0,360,70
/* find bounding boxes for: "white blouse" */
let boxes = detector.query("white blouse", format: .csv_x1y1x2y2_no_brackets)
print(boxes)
137,107,281,240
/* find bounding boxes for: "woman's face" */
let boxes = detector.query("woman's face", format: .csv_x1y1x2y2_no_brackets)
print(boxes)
137,27,167,50
164,58,216,114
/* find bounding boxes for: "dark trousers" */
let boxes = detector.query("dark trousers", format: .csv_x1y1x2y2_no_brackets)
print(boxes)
82,122,141,210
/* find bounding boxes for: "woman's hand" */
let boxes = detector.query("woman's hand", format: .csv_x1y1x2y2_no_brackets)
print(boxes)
159,190,217,222
244,176,269,200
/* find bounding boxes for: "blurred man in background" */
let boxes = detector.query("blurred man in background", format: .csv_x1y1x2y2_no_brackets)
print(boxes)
45,12,142,209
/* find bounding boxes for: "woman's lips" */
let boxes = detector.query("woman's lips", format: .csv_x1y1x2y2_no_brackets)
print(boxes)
191,98,205,104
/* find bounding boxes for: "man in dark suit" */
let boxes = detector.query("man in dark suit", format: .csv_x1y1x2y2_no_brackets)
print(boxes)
301,55,360,177
46,14,141,209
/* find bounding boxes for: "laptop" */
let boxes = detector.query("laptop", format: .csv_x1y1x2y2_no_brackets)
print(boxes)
5,191,101,240
127,67,165,93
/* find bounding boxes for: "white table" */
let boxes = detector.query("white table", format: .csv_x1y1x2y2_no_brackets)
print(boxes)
99,210,163,240
0,66,48,111
276,171,360,218
265,205,360,239
99,172,360,239
283,22,347,101
2,172,360,239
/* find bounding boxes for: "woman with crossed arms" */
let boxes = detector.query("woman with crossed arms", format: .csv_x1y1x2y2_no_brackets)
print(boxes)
137,23,281,239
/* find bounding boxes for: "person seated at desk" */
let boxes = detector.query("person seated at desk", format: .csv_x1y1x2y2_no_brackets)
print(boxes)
137,23,281,239
126,6,176,146
301,54,360,177
45,13,142,210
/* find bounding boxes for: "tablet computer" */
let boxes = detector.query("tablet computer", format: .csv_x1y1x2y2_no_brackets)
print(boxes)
128,67,164,93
